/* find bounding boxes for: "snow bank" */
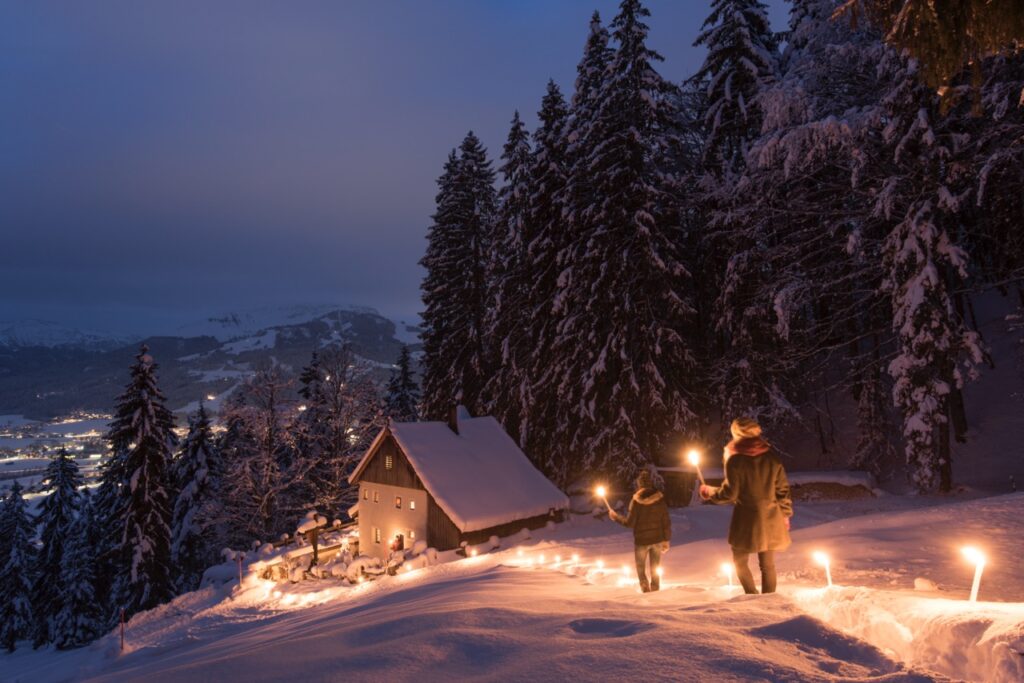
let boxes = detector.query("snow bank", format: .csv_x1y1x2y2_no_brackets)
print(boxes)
788,470,875,488
797,586,1024,683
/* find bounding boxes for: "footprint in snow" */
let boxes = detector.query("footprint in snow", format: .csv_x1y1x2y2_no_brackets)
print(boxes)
567,618,655,638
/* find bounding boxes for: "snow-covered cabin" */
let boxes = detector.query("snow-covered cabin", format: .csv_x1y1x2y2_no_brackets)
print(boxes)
348,408,569,560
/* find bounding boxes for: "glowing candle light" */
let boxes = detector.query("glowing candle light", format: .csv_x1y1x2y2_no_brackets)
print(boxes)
812,551,832,587
571,554,580,565
596,559,604,570
961,546,987,603
621,565,629,576
554,555,562,565
656,566,664,582
686,449,706,486
470,548,478,557
720,561,734,587
517,549,524,557
539,554,545,564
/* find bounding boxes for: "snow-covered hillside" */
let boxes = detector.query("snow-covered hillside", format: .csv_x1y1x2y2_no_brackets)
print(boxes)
0,320,135,350
7,493,1022,682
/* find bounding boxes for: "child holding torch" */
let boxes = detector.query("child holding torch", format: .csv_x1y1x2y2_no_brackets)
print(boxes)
699,417,793,594
608,470,671,592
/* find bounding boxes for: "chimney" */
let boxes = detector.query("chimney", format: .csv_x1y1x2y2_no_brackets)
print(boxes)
447,405,459,435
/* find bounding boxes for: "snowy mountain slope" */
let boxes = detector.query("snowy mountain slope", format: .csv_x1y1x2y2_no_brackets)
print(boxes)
0,320,136,350
7,493,1022,682
0,306,420,420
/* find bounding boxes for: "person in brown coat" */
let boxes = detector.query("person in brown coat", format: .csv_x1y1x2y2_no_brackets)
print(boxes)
699,417,793,594
610,470,671,592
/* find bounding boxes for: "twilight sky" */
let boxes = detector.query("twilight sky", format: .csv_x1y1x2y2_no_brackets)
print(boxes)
0,0,788,335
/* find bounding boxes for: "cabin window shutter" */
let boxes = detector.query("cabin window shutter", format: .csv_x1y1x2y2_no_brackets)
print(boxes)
409,500,416,510
373,491,379,503
395,496,402,509
385,454,394,470
374,527,381,544
363,488,368,500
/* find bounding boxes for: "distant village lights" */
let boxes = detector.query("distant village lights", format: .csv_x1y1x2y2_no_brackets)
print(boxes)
812,551,833,588
961,546,987,602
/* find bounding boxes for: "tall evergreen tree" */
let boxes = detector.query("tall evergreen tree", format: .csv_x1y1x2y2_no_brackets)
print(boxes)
170,402,223,593
0,482,36,651
385,345,420,422
420,133,497,419
31,448,83,647
484,110,533,438
51,490,100,649
550,0,697,483
99,345,177,621
692,0,777,171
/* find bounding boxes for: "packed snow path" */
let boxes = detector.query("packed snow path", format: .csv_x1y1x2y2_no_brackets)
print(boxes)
6,494,1023,682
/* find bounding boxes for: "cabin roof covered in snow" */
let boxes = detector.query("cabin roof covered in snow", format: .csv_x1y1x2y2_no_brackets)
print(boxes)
349,414,569,533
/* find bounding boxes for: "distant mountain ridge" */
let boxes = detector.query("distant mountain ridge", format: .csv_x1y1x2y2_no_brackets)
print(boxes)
0,306,422,420
0,319,137,351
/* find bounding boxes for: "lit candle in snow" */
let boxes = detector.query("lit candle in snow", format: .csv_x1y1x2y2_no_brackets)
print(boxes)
961,546,987,602
812,551,832,587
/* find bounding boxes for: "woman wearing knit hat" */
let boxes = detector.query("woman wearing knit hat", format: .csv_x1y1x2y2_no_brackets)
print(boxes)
699,417,793,594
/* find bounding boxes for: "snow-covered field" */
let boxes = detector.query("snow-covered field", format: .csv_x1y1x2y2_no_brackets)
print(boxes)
6,492,1022,683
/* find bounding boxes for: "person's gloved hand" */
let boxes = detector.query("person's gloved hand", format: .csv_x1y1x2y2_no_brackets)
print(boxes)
658,541,670,554
699,485,712,500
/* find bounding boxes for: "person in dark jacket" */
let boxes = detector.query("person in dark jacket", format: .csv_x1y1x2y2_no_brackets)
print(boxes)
610,470,671,592
700,417,793,594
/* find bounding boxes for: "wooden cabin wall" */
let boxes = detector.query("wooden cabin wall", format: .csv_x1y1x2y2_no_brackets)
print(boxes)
460,510,565,547
426,493,462,551
360,435,425,490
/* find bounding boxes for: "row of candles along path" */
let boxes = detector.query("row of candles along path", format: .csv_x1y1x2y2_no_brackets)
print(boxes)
592,448,992,602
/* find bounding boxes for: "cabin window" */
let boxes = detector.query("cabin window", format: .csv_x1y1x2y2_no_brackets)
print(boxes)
385,454,394,470
409,500,416,510
395,496,402,509
373,491,379,503
362,488,368,500
374,527,381,544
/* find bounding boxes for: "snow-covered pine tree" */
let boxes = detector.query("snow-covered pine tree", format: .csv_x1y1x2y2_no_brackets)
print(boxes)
420,133,497,420
0,482,36,651
524,26,598,479
703,0,885,431
50,490,101,649
550,0,697,483
385,345,420,422
692,0,777,172
483,110,533,440
170,402,223,593
31,448,83,646
101,345,178,620
870,50,984,492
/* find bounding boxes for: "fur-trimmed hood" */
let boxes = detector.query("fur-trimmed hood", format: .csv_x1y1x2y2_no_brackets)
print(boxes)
632,488,664,505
